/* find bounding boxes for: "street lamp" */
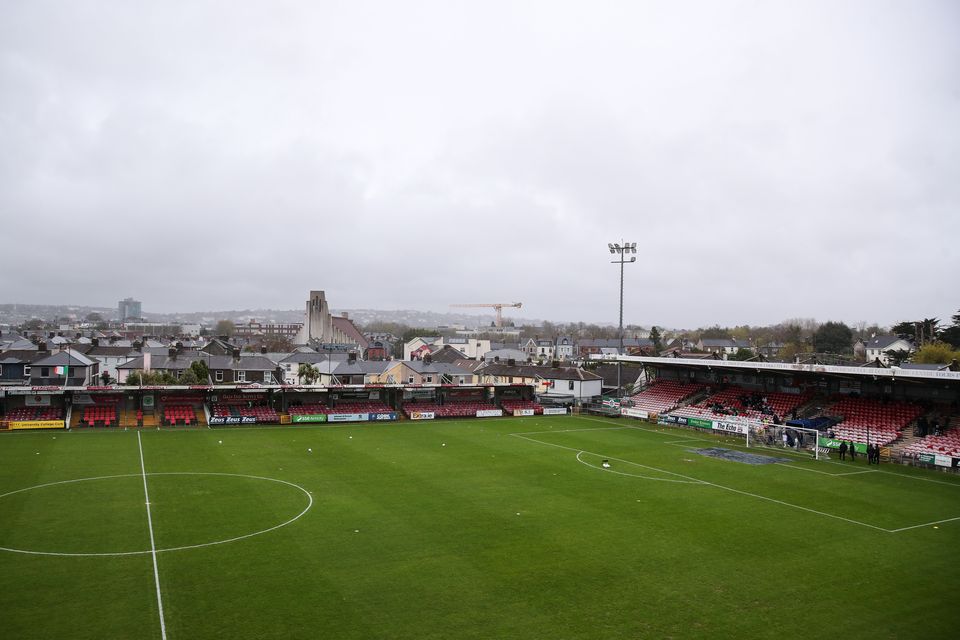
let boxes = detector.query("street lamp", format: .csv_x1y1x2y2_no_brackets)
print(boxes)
609,241,637,398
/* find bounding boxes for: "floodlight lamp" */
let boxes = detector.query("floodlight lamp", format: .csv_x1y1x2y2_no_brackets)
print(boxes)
629,242,637,252
629,256,636,262
608,243,616,253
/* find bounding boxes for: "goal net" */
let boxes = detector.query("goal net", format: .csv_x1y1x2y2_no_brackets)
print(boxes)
745,424,823,460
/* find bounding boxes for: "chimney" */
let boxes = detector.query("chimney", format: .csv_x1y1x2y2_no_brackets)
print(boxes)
348,352,357,364
75,332,81,339
168,348,177,360
232,348,241,360
92,338,99,347
39,341,48,353
342,312,349,320
260,345,268,354
133,341,142,352
49,332,55,338
507,358,515,366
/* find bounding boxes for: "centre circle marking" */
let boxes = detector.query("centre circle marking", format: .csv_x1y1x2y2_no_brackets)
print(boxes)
0,472,313,557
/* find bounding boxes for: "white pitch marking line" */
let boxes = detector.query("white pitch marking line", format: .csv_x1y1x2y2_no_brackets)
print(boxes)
0,472,314,558
512,431,893,533
774,464,879,478
138,432,168,640
575,451,703,484
888,514,960,533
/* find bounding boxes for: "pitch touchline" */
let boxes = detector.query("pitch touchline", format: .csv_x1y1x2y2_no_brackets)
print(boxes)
138,432,168,640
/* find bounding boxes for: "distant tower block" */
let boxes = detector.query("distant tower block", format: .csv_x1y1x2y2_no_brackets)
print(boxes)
294,290,335,344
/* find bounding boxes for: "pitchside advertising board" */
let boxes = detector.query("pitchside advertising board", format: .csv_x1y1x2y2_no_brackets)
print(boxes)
818,437,868,454
291,414,328,423
8,420,66,430
621,407,648,419
476,409,503,418
208,416,257,425
917,452,959,468
328,413,368,422
513,409,535,417
542,407,567,416
409,411,435,420
713,420,749,435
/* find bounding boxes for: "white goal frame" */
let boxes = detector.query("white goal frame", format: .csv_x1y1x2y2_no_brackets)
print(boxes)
745,423,822,460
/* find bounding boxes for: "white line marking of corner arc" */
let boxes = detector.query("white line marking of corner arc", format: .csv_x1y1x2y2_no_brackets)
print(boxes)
138,431,168,640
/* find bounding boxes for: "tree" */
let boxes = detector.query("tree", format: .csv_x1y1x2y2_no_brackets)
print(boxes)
190,359,210,383
698,325,731,339
214,319,235,337
730,348,755,361
883,349,912,366
100,371,113,385
812,321,853,354
86,312,103,323
178,369,200,385
297,363,319,385
939,309,960,349
649,326,663,355
892,318,941,346
125,370,179,386
912,342,960,365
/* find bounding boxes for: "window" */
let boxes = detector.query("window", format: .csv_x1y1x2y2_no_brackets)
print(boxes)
215,370,224,382
24,365,31,376
568,381,575,391
263,372,272,383
235,371,246,382
425,376,433,383
41,367,49,378
408,376,414,383
285,363,291,371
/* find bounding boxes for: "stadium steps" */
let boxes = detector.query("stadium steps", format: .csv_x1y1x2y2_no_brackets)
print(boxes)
194,406,207,426
141,412,158,428
69,410,83,429
891,431,922,454
119,408,139,428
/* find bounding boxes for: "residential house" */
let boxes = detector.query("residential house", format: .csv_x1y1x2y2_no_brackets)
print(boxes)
555,336,575,360
476,363,603,404
577,338,653,358
697,338,752,356
864,335,915,365
30,350,99,386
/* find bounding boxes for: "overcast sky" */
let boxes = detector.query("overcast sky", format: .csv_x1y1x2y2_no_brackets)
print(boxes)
1,1,957,329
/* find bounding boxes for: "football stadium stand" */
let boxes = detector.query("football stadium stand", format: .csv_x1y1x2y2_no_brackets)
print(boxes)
7,406,65,421
401,400,499,418
624,380,705,415
500,399,544,414
670,386,812,423
901,427,960,458
827,397,923,446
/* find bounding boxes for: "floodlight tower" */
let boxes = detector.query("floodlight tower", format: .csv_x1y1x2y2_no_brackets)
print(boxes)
608,241,637,397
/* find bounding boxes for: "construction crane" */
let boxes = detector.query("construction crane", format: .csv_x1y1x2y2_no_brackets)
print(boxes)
450,302,522,328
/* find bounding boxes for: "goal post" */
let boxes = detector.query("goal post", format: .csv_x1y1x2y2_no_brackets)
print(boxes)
746,423,822,460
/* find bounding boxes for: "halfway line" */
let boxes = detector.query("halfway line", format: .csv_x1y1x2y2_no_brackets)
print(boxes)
138,431,168,640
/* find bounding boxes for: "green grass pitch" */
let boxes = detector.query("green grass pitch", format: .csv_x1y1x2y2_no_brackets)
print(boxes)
1,416,959,639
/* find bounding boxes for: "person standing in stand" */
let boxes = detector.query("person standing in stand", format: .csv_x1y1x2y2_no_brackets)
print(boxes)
849,441,857,462
839,440,848,461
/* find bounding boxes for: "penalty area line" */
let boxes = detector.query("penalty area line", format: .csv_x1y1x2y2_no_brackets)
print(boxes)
137,432,168,640
511,431,894,533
